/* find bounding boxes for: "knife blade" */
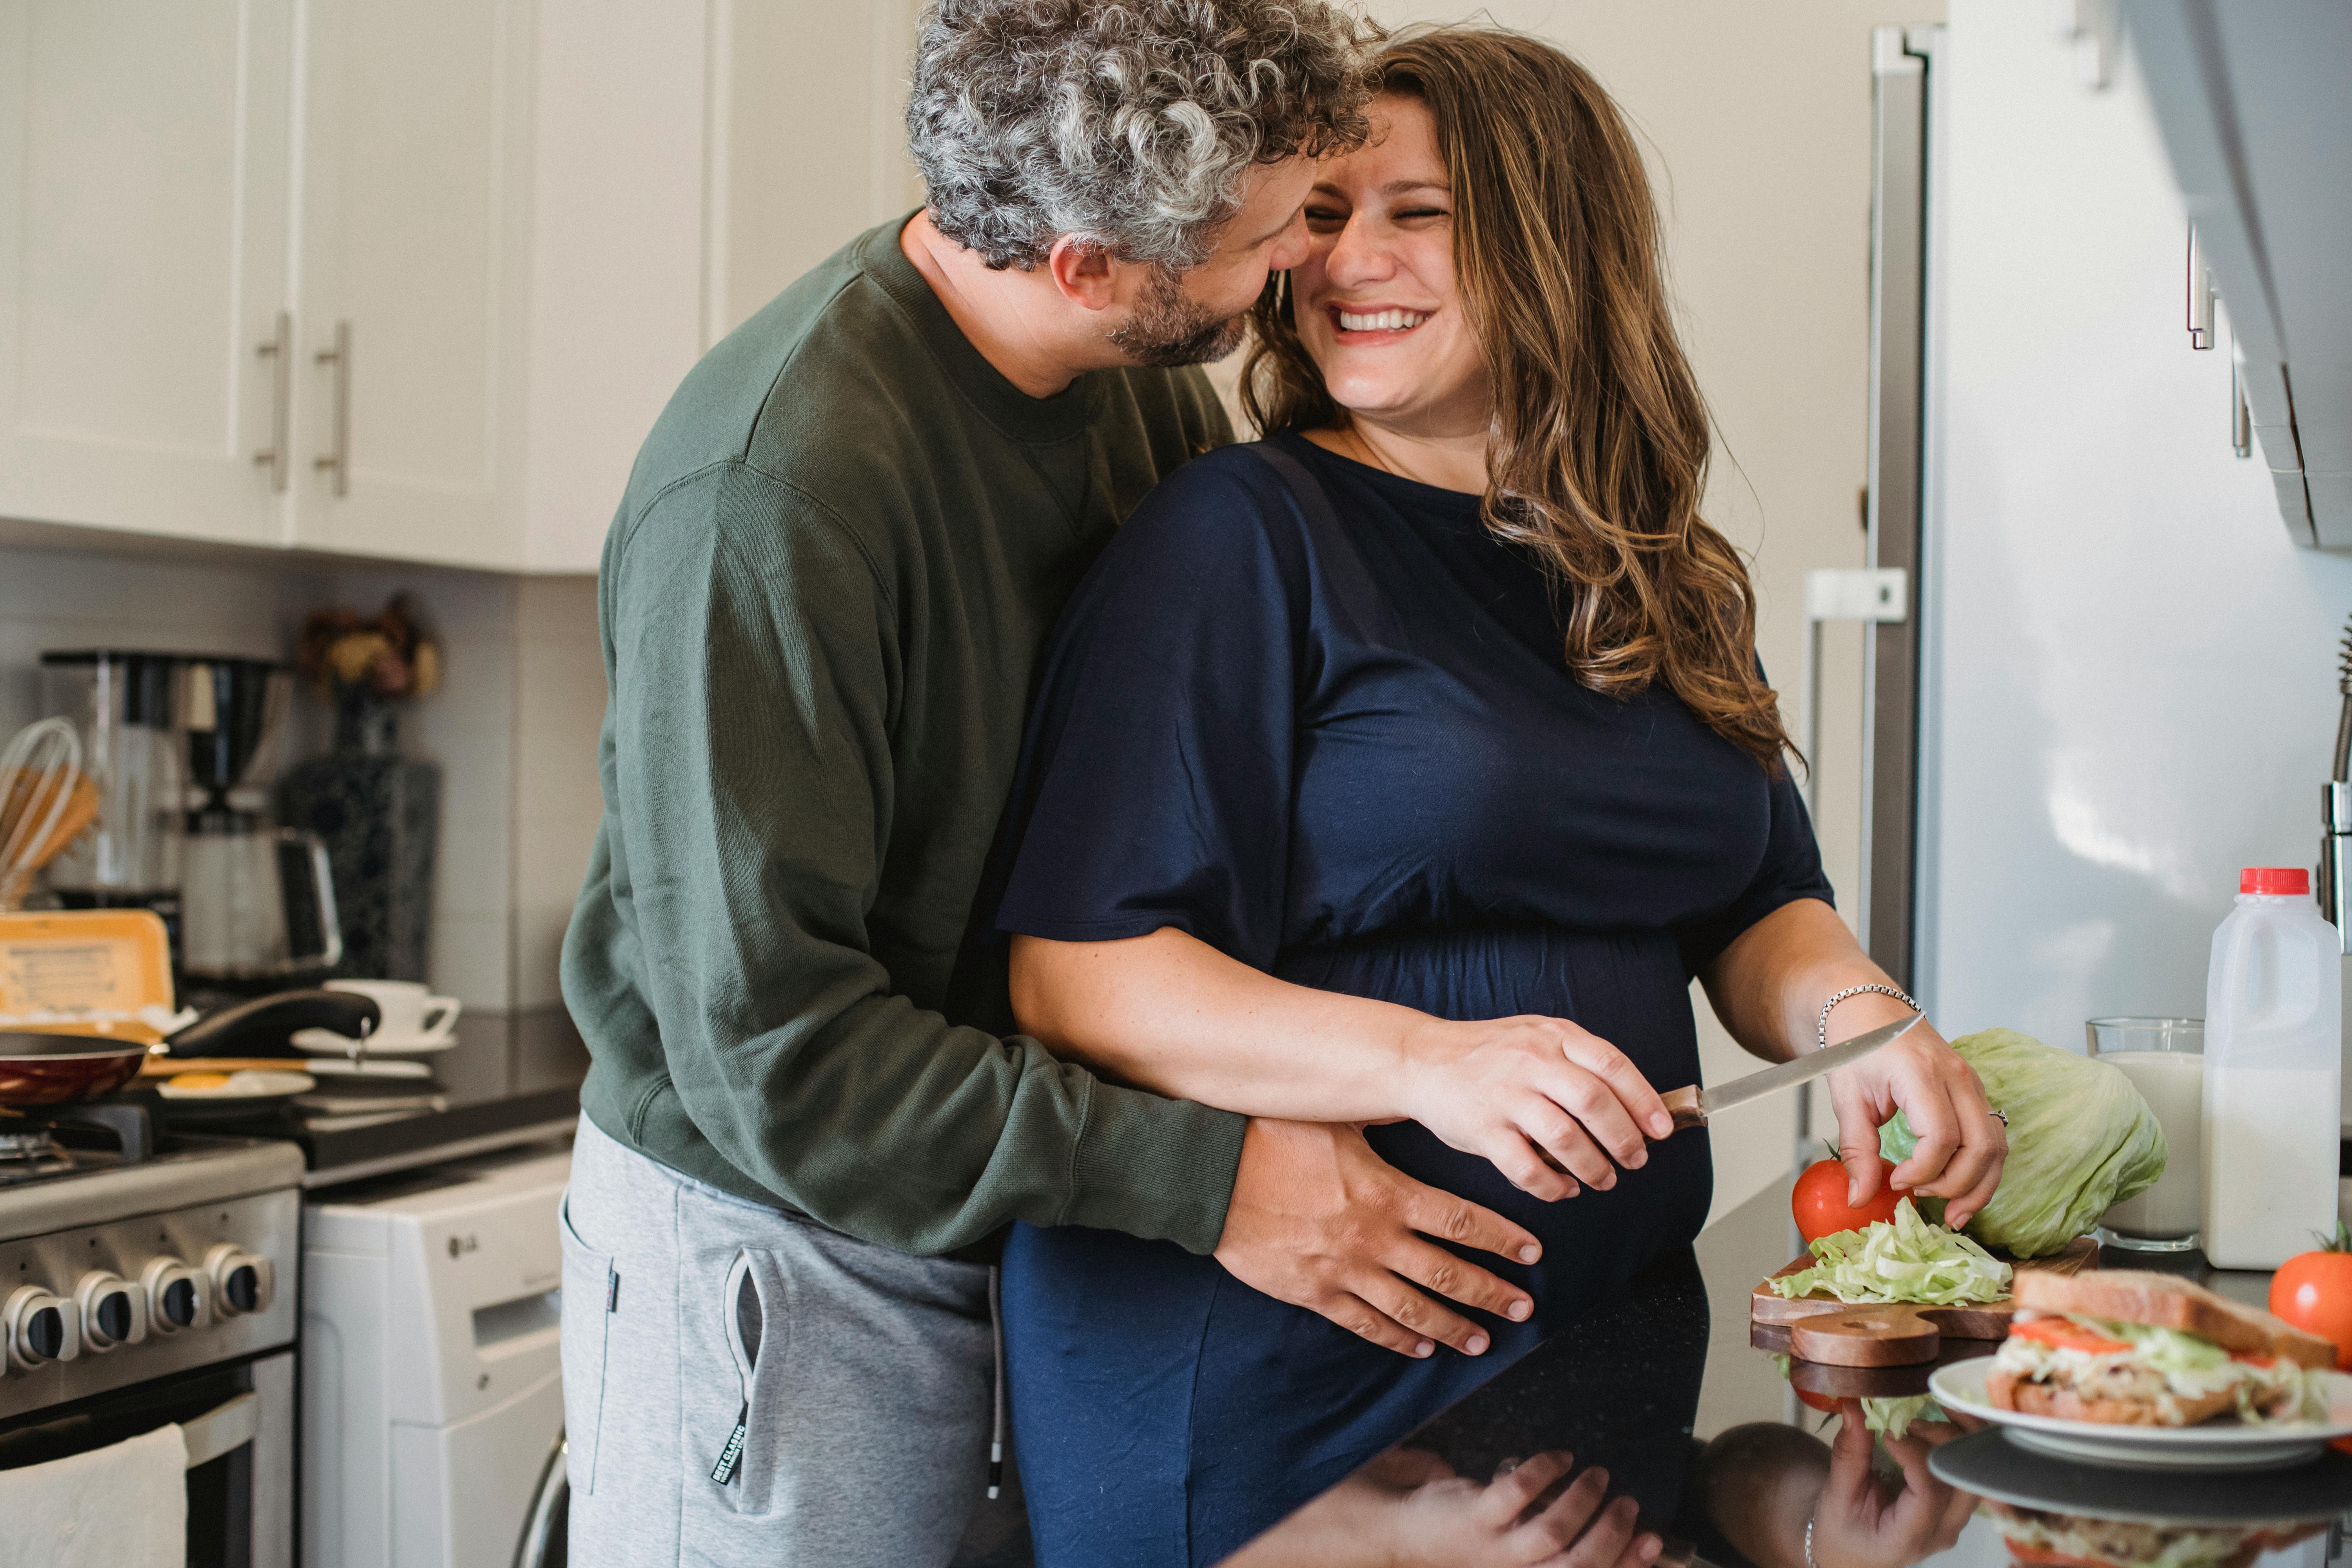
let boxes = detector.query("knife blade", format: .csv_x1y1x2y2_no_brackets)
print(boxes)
1659,1011,1922,1130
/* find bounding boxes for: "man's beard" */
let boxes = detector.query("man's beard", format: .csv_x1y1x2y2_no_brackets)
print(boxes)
1107,265,1249,367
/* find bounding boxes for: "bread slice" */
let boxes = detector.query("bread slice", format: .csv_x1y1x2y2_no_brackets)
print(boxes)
1987,1367,2239,1426
2013,1269,2336,1370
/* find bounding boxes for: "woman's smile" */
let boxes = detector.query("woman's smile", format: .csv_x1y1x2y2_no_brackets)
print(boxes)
1330,305,1435,336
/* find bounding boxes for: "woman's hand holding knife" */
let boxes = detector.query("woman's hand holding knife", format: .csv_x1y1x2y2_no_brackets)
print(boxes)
1394,1014,1676,1202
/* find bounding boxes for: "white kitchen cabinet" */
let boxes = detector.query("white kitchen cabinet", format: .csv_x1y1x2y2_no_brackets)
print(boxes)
0,0,295,548
287,0,536,568
514,0,924,572
0,0,920,572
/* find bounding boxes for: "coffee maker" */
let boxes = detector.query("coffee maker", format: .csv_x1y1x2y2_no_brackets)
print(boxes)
177,659,342,989
40,652,341,987
39,651,189,930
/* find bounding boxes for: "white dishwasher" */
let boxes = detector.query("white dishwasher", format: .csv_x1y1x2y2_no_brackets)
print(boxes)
303,1143,570,1568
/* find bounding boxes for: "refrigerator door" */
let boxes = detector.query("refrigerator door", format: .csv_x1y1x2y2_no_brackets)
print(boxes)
1860,24,1942,992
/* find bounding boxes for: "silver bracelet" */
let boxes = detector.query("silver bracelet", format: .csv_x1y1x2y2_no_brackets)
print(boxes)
1817,983,1919,1051
1805,1513,1820,1568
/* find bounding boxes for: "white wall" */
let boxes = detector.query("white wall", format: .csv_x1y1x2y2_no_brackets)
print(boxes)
1922,4,2352,1045
0,535,603,1014
513,575,608,1010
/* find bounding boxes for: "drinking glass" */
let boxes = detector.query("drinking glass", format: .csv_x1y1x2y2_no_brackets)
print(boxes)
2086,1016,2203,1252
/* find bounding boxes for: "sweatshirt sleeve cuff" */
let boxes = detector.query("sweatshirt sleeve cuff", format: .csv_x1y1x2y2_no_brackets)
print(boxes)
1059,1083,1247,1255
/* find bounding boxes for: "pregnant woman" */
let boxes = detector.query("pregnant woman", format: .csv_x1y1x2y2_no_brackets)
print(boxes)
985,26,2007,1566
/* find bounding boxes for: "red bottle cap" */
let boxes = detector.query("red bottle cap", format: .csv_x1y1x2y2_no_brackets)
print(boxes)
2241,866,2310,895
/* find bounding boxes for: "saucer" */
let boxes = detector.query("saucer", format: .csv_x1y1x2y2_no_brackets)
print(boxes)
290,1026,459,1057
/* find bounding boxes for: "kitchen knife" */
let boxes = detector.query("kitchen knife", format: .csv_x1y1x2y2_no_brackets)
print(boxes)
1657,1010,1922,1131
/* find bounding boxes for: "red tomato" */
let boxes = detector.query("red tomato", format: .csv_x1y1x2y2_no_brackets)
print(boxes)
1792,1385,1841,1414
2270,1249,2352,1370
2012,1317,2131,1356
1791,1156,1904,1244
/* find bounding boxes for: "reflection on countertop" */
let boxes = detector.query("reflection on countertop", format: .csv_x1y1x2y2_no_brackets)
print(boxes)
1213,1179,2352,1568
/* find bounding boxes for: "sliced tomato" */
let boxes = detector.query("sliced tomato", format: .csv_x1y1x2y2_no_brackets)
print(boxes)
2011,1318,2131,1356
2232,1352,2278,1368
2004,1544,2115,1568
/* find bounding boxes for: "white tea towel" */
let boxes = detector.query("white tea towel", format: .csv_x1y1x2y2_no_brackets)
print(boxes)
0,1421,187,1566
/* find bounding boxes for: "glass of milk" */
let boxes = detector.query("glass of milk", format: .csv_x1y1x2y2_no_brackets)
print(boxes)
2086,1016,2203,1252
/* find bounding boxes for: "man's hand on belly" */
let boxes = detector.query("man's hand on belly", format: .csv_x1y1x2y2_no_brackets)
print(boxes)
1212,1118,1542,1359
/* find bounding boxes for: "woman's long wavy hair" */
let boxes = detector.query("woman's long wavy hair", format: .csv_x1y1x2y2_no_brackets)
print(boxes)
1240,25,1796,772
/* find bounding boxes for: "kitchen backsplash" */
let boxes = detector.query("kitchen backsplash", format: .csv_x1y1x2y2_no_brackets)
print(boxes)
0,537,604,1015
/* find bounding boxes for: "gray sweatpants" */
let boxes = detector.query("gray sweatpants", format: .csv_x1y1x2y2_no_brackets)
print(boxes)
559,1114,1021,1566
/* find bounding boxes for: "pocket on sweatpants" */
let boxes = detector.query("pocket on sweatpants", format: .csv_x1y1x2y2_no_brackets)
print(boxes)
684,1245,790,1519
557,1191,615,1495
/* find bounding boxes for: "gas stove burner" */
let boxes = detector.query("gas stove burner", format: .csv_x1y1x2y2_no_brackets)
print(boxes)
0,1127,74,1182
0,1102,154,1187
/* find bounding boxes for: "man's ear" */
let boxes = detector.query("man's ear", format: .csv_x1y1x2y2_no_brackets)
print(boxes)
1045,234,1123,313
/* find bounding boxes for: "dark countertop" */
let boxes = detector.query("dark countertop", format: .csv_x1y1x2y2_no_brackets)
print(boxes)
1211,1177,2352,1568
160,1004,585,1188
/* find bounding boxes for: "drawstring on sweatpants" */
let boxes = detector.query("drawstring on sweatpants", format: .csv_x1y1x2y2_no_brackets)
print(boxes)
987,1263,1006,1499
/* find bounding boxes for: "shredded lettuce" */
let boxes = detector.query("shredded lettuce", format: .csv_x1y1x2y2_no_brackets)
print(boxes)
1880,1028,2167,1258
1771,1198,2013,1305
1860,1394,1946,1440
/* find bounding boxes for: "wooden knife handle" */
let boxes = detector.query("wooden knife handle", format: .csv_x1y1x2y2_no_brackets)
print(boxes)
1661,1083,1705,1131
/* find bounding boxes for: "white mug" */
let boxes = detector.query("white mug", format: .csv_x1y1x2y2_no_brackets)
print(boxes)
328,979,462,1041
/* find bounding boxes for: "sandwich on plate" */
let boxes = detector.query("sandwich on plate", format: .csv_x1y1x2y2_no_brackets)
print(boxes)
1987,1269,2334,1427
1986,1501,2328,1568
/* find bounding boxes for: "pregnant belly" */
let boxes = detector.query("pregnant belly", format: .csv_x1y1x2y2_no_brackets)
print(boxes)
1277,924,1714,1327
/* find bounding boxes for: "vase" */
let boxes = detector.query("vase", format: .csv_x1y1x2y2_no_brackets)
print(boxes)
278,694,440,982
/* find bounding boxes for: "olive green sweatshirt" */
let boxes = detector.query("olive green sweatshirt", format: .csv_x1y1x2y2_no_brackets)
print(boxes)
560,217,1246,1257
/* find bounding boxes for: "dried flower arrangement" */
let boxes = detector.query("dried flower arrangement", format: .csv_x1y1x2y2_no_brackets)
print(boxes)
296,592,443,702
294,593,443,752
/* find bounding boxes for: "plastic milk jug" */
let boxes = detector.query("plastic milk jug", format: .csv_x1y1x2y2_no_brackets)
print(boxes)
2202,866,2343,1268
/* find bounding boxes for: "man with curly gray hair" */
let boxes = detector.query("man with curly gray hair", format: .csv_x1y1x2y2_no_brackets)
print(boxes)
561,2,1549,1564
909,0,1366,366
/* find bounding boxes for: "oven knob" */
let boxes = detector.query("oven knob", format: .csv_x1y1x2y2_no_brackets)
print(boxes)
74,1271,148,1352
202,1245,273,1318
4,1285,82,1368
140,1257,210,1334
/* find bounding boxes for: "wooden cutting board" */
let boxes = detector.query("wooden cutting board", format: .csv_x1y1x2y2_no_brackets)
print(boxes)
1750,1236,2099,1367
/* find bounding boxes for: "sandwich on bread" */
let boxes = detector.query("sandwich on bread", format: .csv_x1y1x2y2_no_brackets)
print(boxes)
1986,1269,2334,1427
1987,1502,2328,1568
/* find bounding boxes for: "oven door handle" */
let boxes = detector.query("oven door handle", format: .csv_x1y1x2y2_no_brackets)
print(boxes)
180,1391,259,1470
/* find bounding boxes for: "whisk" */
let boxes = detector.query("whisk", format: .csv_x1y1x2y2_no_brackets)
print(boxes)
2323,618,2352,935
0,717,93,909
2335,615,2352,783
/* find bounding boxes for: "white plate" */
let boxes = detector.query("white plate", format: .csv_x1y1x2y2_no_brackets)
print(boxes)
156,1068,316,1101
1928,1359,2352,1471
290,1027,458,1057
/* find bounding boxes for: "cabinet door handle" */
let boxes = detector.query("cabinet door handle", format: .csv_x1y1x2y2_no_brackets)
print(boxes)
253,310,292,492
2186,225,2214,349
314,320,351,497
2232,353,2252,458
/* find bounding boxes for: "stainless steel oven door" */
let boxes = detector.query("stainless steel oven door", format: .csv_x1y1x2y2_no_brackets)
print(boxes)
0,1349,292,1568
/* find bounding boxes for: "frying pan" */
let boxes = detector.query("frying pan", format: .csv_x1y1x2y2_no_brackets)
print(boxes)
0,989,380,1108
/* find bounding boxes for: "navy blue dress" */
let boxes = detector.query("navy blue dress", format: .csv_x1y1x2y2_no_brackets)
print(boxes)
988,434,1831,1566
